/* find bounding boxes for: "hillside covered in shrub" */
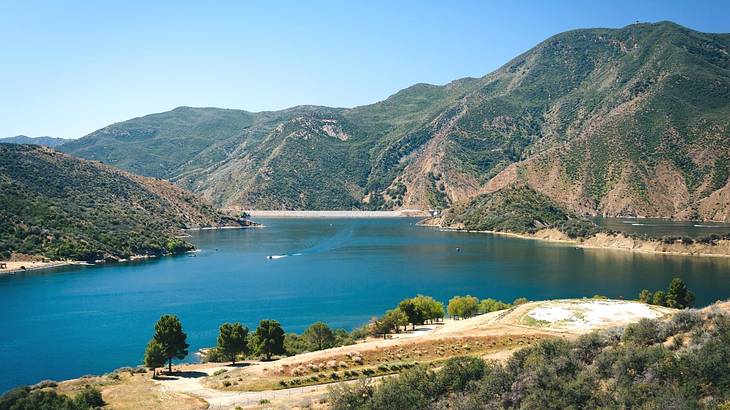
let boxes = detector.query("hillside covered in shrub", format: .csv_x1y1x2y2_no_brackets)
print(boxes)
0,144,245,261
330,304,730,409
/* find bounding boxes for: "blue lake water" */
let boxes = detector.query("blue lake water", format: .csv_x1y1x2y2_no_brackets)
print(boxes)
1,217,730,392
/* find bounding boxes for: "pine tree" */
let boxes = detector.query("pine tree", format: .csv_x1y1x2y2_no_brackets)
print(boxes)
254,320,285,360
152,314,189,373
666,278,695,309
217,322,249,365
144,339,165,378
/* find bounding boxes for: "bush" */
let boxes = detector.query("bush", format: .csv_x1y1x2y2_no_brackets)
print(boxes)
623,318,663,345
512,297,529,306
0,386,104,410
370,366,438,410
439,356,486,392
328,379,374,409
203,347,227,363
74,387,104,408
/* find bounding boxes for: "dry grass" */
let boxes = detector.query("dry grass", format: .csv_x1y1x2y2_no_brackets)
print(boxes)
206,333,552,392
56,371,206,410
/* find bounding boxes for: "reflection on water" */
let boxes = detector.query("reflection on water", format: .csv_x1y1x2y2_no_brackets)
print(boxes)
0,217,729,392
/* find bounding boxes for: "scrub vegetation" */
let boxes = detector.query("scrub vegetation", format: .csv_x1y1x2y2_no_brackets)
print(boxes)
0,144,245,262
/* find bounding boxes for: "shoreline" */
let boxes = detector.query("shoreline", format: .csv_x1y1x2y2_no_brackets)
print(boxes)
0,249,198,277
0,223,254,277
0,260,88,276
245,210,429,218
184,224,262,231
419,220,730,258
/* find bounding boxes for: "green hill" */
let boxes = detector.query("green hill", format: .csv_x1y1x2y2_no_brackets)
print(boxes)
61,22,730,219
0,135,69,147
0,144,245,262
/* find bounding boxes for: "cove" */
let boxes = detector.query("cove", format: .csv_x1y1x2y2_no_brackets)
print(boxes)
1,217,729,392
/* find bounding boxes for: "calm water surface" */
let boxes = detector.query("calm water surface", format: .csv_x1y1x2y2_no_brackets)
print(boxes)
1,217,730,392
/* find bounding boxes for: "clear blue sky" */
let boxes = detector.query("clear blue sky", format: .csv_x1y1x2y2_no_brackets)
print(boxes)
1,0,728,138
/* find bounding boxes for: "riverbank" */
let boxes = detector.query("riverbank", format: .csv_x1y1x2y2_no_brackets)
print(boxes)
0,260,86,275
243,210,429,218
419,218,730,258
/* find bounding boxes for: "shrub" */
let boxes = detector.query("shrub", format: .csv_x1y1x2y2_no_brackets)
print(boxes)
74,387,104,408
623,318,662,345
439,356,486,391
512,297,529,306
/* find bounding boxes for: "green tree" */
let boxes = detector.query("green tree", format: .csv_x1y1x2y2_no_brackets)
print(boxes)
374,316,394,339
254,320,285,360
303,322,336,351
152,314,189,373
143,339,166,378
652,290,667,306
478,298,511,314
412,295,445,324
666,278,695,309
333,328,355,347
217,322,249,365
284,333,307,355
398,299,424,330
638,289,653,304
385,308,409,333
448,295,479,319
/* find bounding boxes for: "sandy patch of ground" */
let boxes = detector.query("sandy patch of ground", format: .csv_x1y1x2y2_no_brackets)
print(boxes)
522,299,672,332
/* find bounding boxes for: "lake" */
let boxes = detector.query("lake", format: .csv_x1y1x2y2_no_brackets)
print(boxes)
1,217,729,392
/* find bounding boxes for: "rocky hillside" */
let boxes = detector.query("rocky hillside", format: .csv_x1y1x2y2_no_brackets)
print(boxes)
0,144,246,262
61,22,730,219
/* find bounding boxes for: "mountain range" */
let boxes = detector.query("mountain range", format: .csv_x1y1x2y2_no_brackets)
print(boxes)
1,135,69,147
59,22,730,220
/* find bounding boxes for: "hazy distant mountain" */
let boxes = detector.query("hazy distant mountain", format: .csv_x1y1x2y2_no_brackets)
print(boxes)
0,135,69,147
0,144,246,261
61,22,730,220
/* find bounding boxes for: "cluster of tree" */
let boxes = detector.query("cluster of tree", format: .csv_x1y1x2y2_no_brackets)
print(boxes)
283,322,356,356
448,296,522,319
0,385,103,410
638,277,695,309
369,295,445,339
144,315,364,375
143,316,287,376
330,310,730,409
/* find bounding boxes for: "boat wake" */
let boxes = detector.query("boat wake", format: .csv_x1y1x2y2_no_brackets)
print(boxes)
266,228,352,260
266,252,303,260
